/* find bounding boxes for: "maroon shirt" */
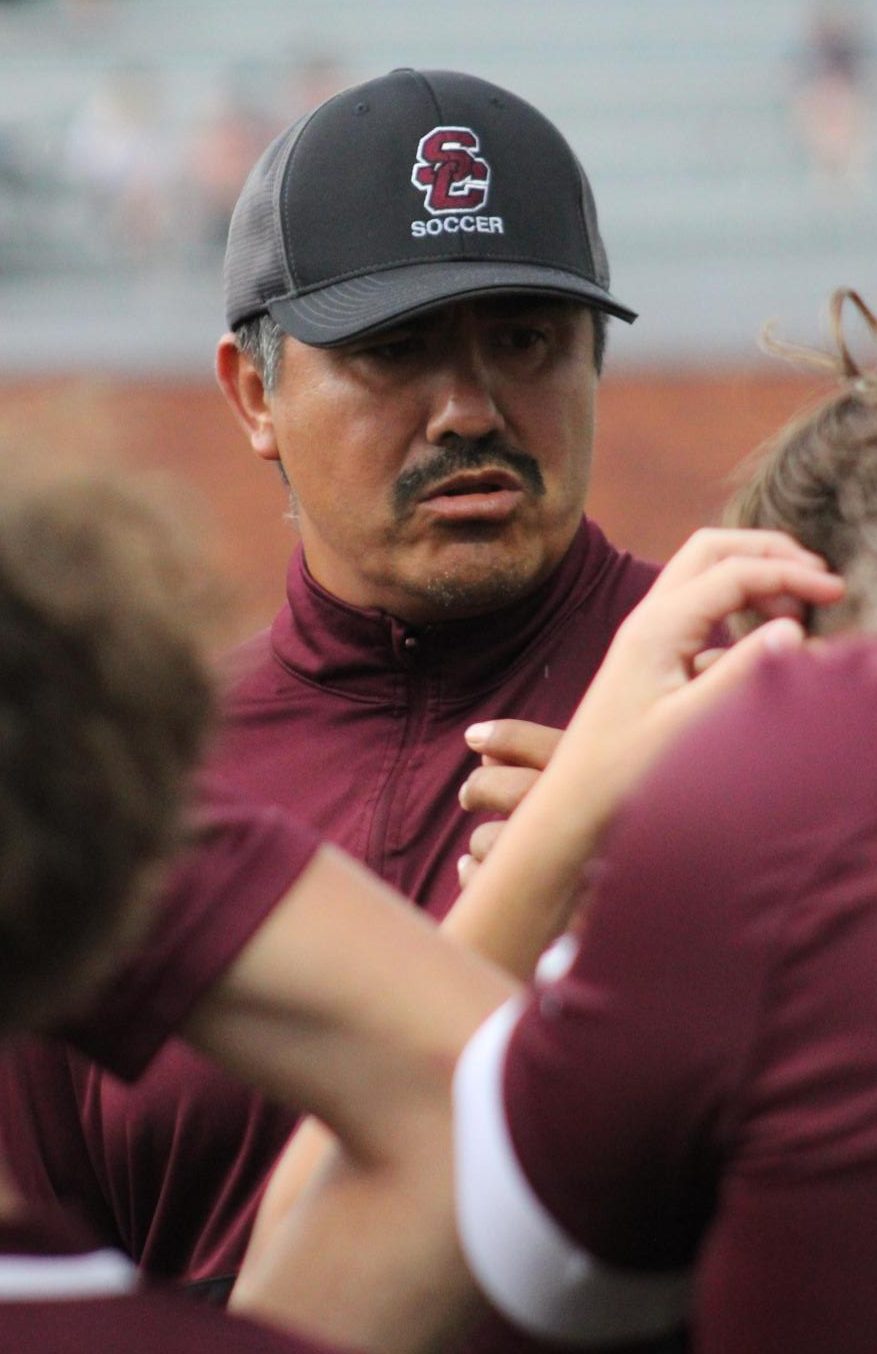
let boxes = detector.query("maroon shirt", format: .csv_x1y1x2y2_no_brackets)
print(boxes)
0,1209,345,1354
218,518,656,911
0,520,656,1324
456,638,877,1353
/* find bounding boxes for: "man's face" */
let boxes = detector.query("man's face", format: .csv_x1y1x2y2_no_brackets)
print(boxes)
264,297,598,623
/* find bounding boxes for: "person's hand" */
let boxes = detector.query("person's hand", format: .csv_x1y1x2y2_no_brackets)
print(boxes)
457,720,561,889
452,527,844,903
579,526,842,769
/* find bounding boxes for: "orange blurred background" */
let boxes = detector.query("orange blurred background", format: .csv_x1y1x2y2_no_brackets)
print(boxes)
0,366,831,642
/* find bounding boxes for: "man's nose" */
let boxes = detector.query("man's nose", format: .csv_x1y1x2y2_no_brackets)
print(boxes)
425,345,507,444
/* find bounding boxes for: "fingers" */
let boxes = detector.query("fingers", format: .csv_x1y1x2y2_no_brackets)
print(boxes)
457,853,478,890
612,553,844,676
453,534,843,911
459,764,541,816
672,615,807,715
456,720,562,892
456,821,507,890
651,527,832,595
463,718,562,770
460,722,556,812
468,819,506,864
668,555,844,650
690,646,724,676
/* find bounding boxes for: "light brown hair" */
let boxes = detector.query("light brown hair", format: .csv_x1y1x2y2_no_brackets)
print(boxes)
0,471,217,1031
724,288,877,636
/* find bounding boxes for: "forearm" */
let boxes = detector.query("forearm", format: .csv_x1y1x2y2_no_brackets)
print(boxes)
242,1116,334,1273
454,527,849,964
197,844,506,1349
447,695,626,975
232,1114,485,1354
186,843,515,1154
241,821,562,1277
228,726,615,1342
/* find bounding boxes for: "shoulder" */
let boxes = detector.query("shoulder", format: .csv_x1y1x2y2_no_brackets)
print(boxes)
575,517,659,611
589,638,877,964
57,783,322,1080
634,637,877,842
217,626,278,699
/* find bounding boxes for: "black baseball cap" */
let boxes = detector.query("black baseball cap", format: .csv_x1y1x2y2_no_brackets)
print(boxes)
224,67,636,346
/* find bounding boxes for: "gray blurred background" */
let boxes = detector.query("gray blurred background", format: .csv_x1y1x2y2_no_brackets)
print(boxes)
2,0,875,374
1,0,875,635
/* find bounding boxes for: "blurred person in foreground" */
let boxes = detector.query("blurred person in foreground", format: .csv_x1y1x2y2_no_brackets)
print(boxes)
0,471,335,1353
0,467,840,1353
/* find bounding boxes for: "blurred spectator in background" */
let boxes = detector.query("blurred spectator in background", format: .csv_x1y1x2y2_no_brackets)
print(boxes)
788,3,874,188
289,53,349,117
60,0,118,21
186,55,348,253
64,64,177,263
186,79,279,251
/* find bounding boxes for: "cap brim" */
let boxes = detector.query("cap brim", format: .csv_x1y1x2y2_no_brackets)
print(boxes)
267,261,636,347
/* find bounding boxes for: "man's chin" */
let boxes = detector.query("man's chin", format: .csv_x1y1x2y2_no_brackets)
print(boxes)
405,557,547,621
380,522,577,622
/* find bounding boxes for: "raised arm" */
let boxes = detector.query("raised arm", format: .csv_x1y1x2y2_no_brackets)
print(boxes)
446,527,843,970
457,524,846,890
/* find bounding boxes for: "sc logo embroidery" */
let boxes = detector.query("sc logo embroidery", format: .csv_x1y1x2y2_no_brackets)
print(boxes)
411,127,491,214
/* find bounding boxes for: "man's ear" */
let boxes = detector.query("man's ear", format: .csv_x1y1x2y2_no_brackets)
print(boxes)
215,333,280,463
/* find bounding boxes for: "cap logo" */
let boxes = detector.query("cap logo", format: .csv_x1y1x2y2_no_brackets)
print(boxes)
411,127,491,214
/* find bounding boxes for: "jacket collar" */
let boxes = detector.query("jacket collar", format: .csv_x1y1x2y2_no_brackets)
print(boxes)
270,518,609,699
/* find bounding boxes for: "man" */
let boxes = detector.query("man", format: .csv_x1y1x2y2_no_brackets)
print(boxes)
0,64,673,1321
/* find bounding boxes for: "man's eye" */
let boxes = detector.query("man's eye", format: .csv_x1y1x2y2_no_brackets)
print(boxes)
495,326,547,352
358,334,424,361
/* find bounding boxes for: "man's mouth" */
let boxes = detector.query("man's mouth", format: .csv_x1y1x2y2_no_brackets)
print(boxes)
418,469,526,521
393,437,546,519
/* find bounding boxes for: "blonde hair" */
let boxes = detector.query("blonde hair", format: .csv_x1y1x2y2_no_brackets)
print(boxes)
724,288,877,636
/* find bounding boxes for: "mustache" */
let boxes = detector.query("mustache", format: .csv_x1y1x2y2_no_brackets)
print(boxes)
393,436,545,516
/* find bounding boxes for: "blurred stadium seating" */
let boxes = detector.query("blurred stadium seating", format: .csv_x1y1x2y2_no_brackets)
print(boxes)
0,1,871,630
1,0,874,372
